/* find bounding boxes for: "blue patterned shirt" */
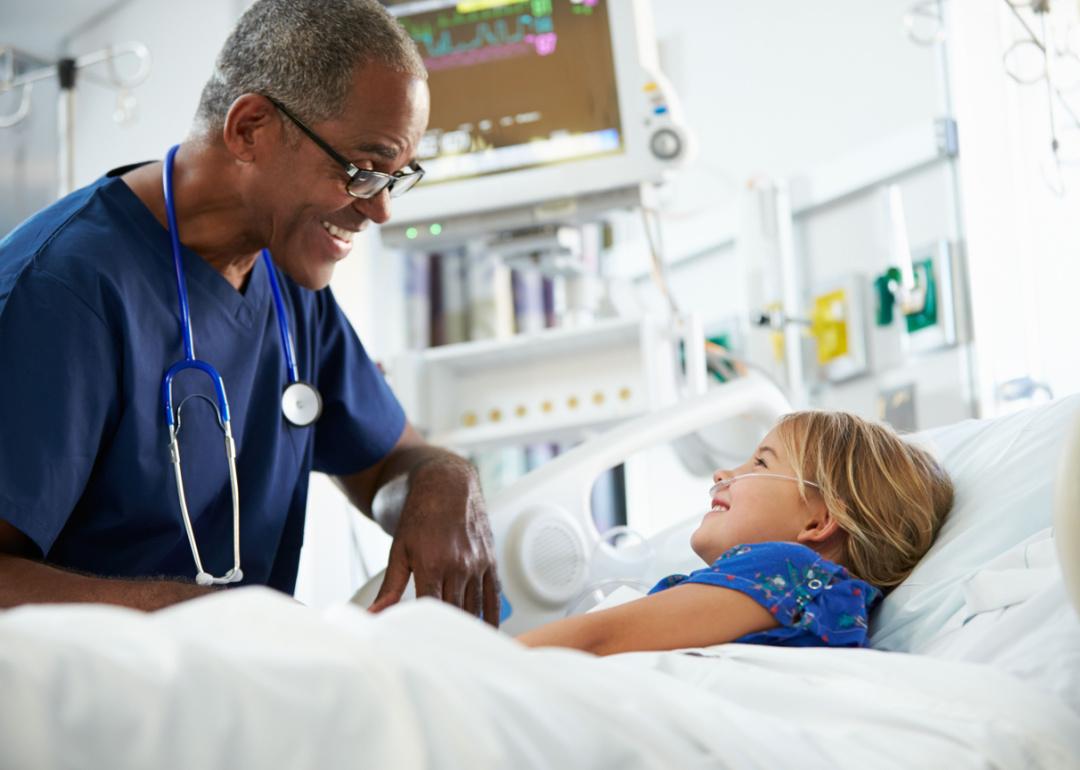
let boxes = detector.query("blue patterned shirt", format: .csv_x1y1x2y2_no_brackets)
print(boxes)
648,542,882,648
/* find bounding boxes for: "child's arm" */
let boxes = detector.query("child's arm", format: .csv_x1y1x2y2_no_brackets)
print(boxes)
516,583,779,655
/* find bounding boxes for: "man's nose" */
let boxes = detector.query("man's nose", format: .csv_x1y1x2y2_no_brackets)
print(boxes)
353,190,391,224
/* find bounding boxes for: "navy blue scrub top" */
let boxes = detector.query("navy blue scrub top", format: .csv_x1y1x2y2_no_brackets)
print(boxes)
0,167,405,593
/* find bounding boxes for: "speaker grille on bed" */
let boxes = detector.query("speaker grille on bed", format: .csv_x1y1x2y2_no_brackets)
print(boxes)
511,506,589,606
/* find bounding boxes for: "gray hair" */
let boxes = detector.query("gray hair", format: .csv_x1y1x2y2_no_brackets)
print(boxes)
195,0,426,132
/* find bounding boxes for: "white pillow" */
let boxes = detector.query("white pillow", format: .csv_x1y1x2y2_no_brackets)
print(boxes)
919,528,1080,714
870,394,1080,653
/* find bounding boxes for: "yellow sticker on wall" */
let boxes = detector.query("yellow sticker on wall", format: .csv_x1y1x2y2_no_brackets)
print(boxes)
810,289,850,365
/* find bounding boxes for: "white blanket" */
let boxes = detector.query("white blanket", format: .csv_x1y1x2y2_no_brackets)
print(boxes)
1,588,1077,770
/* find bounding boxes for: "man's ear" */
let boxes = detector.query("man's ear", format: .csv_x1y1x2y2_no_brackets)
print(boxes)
221,94,278,162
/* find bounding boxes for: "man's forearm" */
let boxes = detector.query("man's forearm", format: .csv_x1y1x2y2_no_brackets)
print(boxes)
379,444,475,492
0,553,213,611
369,447,476,534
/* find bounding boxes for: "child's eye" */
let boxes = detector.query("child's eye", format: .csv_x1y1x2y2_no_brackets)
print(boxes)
754,456,767,468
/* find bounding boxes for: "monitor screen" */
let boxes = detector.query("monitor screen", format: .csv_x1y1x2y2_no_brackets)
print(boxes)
384,0,623,187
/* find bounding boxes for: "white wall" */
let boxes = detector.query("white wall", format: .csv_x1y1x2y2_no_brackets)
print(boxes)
646,0,942,265
949,0,1080,411
0,77,58,236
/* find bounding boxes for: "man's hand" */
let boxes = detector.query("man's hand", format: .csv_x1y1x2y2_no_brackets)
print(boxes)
368,455,501,625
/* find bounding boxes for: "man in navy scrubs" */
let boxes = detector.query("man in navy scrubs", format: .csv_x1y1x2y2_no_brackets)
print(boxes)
0,0,501,623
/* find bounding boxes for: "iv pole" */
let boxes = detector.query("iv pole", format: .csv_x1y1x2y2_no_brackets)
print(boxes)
0,42,151,197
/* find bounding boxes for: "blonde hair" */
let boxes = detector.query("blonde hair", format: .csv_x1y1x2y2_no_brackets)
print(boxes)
774,411,954,588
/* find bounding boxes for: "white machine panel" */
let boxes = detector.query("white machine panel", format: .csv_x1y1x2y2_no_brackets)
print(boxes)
390,315,705,452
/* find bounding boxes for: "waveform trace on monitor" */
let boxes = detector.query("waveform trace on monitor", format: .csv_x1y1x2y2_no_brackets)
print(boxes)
404,7,558,70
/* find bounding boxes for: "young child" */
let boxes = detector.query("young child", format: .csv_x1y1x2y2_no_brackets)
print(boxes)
518,411,954,655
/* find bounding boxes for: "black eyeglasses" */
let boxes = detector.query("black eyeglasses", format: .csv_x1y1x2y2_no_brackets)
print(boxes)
265,96,424,200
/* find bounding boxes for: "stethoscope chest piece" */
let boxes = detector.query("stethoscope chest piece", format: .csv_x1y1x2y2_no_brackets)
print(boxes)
282,381,322,427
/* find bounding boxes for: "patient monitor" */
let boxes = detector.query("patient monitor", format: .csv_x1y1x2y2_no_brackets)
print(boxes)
380,0,690,245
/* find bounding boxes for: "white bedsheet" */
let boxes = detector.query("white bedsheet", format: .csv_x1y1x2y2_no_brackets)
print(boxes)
1,588,1077,770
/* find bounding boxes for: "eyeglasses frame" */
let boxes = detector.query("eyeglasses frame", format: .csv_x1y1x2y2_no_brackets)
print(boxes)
263,95,424,200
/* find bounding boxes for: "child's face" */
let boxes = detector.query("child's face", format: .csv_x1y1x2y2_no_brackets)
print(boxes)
690,426,824,564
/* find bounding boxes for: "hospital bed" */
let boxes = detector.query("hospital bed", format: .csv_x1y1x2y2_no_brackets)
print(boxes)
1,383,1079,769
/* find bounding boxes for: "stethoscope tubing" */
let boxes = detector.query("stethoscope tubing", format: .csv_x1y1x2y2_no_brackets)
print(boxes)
261,249,301,384
159,143,321,586
163,144,196,362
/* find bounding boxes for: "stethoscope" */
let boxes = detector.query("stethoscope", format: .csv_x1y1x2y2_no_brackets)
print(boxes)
159,144,323,586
